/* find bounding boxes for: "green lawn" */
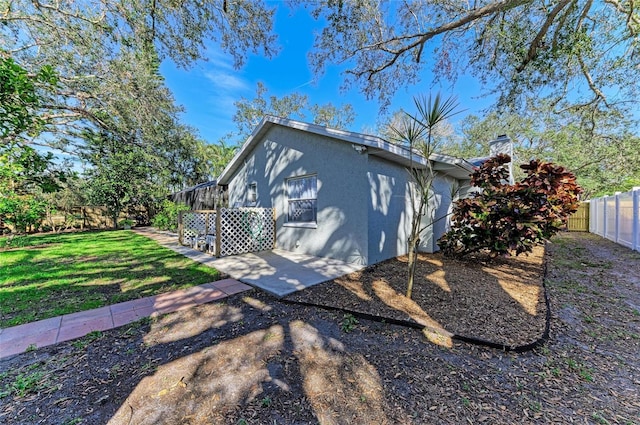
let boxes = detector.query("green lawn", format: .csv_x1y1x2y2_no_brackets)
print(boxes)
0,230,221,328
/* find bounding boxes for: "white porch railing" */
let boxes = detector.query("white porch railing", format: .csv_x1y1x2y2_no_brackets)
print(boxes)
589,187,640,252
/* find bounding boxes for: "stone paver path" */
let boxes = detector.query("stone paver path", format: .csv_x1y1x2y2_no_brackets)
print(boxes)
0,279,251,360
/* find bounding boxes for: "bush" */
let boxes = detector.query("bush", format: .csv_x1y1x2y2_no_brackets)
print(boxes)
0,193,49,233
151,200,189,232
438,154,582,258
119,219,134,229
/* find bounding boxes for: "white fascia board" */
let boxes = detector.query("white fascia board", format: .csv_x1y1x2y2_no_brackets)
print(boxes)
429,153,476,175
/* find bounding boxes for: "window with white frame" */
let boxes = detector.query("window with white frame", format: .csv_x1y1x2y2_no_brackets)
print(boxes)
286,175,317,223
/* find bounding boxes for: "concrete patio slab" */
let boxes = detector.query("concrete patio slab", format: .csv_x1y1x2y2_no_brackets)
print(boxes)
209,249,365,297
133,228,366,297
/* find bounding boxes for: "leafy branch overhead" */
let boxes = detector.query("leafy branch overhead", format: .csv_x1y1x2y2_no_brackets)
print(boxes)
0,57,57,139
1,0,278,197
5,1,639,160
438,154,582,258
2,0,277,152
306,0,640,113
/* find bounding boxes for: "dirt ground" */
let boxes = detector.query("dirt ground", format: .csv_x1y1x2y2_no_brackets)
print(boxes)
1,232,639,424
286,244,547,349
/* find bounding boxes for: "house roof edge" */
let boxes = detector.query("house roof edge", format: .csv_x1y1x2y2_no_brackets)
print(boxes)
217,115,474,184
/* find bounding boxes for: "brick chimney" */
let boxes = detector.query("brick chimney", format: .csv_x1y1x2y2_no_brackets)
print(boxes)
489,135,514,184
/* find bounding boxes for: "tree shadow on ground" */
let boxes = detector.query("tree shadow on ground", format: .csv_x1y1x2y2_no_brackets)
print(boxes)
2,233,639,425
97,291,405,424
0,232,221,327
286,246,547,347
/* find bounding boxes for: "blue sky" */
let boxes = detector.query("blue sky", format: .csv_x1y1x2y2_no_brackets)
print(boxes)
160,5,495,145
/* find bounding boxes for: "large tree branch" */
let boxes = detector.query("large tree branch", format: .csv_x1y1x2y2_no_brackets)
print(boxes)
576,0,594,29
41,112,84,121
604,0,640,33
516,0,573,72
0,13,59,29
40,103,111,130
412,0,533,61
350,0,534,79
551,0,576,51
31,0,106,25
571,0,610,106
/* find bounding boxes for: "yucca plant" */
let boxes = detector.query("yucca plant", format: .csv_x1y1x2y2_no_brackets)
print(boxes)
390,93,461,298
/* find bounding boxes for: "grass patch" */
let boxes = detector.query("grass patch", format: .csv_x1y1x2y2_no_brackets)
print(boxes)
71,330,104,350
0,235,41,249
0,363,51,399
0,230,221,327
566,358,594,382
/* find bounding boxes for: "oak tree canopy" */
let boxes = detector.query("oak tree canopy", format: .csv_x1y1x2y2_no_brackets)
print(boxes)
305,0,639,115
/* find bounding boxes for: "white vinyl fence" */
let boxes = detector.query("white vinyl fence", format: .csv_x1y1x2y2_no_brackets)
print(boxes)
589,187,640,252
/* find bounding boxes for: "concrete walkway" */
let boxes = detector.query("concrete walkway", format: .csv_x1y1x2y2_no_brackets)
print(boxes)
133,227,366,297
0,279,251,359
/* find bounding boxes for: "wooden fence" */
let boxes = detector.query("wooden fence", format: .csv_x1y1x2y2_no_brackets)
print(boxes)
46,206,148,230
178,208,275,257
567,203,590,232
0,206,146,234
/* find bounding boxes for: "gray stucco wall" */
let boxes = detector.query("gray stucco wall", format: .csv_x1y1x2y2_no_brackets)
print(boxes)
366,155,461,260
419,173,460,253
227,125,371,265
226,124,465,265
366,156,412,264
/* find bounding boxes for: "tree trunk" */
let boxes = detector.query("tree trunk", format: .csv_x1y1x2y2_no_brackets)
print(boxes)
112,209,120,229
406,237,419,298
406,249,414,298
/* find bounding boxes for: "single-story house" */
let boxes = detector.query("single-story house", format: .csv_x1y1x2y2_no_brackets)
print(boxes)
217,115,510,266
